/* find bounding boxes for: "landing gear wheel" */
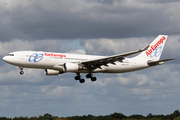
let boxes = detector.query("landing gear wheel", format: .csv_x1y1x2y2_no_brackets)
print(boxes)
75,73,81,81
91,77,97,82
20,71,24,75
75,73,86,83
19,67,24,75
86,73,92,78
75,76,80,80
79,79,85,83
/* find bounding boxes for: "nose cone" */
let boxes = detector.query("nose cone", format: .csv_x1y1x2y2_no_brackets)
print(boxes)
2,56,11,63
2,56,14,65
2,56,7,62
3,55,18,66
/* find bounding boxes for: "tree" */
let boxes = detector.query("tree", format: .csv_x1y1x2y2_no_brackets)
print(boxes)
173,110,180,117
128,114,145,119
147,113,154,118
110,112,127,119
43,113,52,120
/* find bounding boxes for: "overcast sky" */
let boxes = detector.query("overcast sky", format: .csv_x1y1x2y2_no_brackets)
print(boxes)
0,0,180,118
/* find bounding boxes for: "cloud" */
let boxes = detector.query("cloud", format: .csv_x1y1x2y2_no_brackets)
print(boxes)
0,0,180,41
81,35,180,62
1,35,180,117
68,49,86,54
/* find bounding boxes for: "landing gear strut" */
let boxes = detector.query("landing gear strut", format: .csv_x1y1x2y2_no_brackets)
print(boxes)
19,67,24,75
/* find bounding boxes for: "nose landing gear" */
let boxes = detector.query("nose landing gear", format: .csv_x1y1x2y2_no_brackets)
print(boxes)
19,67,24,75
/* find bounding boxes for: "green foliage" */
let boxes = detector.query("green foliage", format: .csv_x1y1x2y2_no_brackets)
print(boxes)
128,114,145,119
174,116,180,120
13,117,28,120
110,112,127,119
0,117,12,120
43,113,52,120
1,110,180,120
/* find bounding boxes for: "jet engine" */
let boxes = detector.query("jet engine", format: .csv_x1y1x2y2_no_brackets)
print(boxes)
45,69,62,76
64,63,83,72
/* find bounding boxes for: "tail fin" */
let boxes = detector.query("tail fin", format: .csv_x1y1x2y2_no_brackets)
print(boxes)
136,35,168,61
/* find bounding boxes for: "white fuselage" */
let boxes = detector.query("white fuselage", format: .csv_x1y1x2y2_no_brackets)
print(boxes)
2,35,172,83
3,51,149,73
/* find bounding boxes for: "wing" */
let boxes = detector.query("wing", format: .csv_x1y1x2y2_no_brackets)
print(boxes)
147,58,176,66
81,45,150,69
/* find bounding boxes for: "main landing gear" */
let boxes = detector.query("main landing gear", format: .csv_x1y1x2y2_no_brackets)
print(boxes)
74,73,85,83
74,73,97,83
86,73,97,81
19,67,24,75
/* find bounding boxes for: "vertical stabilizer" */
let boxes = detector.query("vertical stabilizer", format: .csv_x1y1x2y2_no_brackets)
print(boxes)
136,35,168,61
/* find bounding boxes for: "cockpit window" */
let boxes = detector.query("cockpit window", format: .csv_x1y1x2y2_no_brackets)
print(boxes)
7,54,14,56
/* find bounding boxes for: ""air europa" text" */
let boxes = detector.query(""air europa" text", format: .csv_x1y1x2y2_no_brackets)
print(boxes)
146,36,166,57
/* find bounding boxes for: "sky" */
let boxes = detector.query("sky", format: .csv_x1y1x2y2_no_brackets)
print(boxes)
0,0,180,118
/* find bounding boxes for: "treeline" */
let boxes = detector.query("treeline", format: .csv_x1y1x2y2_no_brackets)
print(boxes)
1,110,180,120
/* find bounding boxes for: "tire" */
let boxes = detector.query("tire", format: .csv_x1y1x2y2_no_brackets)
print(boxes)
86,74,92,78
75,76,80,80
91,77,97,81
20,71,24,75
79,79,85,83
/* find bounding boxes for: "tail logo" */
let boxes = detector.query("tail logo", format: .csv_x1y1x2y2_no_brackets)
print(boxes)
150,46,162,58
146,36,166,57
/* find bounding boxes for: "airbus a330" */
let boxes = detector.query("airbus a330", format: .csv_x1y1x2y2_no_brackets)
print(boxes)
3,35,175,83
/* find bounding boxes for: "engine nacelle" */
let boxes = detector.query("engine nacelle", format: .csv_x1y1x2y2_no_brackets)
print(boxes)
45,69,62,76
64,63,81,72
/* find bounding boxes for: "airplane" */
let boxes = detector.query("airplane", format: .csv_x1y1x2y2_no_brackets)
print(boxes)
2,35,175,83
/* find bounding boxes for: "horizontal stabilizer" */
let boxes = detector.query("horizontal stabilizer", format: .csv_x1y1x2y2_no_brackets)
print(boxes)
147,58,176,66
